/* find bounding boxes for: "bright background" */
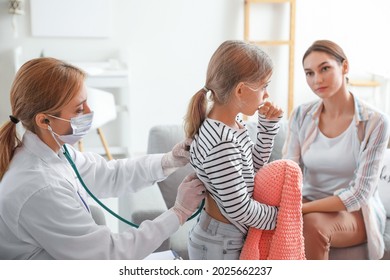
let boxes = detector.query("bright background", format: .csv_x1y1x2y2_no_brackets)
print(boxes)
1,0,390,155
2,0,390,231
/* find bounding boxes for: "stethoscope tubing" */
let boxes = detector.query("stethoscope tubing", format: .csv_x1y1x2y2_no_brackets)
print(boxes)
62,145,203,228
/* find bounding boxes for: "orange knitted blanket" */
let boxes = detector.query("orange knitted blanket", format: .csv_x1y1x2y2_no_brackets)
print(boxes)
240,159,306,260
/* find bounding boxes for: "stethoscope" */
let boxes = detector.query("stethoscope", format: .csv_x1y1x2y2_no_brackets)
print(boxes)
62,144,204,228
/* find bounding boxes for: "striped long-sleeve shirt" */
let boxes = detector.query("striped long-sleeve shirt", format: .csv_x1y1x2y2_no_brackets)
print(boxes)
282,94,390,259
190,114,281,233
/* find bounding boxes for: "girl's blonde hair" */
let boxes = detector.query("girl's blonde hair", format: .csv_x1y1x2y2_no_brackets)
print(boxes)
184,40,273,139
0,57,85,180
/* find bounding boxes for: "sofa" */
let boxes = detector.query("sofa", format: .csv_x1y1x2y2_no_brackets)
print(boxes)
118,120,390,260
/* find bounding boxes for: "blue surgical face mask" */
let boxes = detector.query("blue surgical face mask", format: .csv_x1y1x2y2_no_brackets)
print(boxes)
48,112,94,145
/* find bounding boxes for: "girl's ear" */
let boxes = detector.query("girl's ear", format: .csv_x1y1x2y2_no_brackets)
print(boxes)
235,82,245,99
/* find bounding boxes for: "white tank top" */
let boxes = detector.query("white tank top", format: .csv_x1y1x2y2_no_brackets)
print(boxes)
301,120,360,200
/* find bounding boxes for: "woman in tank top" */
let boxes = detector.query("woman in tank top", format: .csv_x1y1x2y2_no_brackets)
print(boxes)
283,40,390,260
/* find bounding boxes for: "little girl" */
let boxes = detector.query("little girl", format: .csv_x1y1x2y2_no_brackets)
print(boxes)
184,40,287,259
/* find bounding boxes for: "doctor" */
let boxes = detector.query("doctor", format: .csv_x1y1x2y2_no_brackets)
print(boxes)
0,57,205,260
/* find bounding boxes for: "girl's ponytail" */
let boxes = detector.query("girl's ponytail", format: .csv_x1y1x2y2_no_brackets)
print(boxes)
184,87,209,139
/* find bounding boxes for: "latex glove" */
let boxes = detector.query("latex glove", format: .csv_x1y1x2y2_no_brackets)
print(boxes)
161,138,192,176
171,173,206,225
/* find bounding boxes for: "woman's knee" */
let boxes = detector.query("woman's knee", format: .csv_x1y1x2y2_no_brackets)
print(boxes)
303,212,329,237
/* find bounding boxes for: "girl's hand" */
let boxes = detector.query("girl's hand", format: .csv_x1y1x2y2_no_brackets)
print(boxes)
258,101,284,120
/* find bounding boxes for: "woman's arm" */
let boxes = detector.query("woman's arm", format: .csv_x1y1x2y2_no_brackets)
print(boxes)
19,182,180,260
302,195,346,214
335,114,390,212
66,147,166,198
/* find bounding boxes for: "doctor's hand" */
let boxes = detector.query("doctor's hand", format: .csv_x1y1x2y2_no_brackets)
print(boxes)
171,173,206,225
161,138,193,176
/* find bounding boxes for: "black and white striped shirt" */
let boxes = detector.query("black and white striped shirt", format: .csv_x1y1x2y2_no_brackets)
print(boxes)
190,114,281,233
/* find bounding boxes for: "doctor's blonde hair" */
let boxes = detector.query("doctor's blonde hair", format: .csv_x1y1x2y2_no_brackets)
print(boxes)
0,57,85,180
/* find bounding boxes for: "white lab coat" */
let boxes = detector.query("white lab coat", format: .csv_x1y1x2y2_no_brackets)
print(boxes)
0,131,180,259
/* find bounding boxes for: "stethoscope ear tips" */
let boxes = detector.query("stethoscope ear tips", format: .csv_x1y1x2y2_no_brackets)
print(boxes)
45,119,52,131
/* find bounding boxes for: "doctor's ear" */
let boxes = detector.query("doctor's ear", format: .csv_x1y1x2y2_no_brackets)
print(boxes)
35,113,50,129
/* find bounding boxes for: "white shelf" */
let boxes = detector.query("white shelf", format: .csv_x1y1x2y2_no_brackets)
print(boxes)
74,60,130,156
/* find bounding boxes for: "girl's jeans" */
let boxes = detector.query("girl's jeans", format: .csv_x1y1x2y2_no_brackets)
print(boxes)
188,210,245,260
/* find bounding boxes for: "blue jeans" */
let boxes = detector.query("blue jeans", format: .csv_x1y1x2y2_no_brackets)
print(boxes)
187,210,245,260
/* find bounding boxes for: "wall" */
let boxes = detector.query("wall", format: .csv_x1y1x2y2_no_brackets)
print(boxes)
2,0,390,154
2,0,390,232
0,0,245,156
294,0,390,112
